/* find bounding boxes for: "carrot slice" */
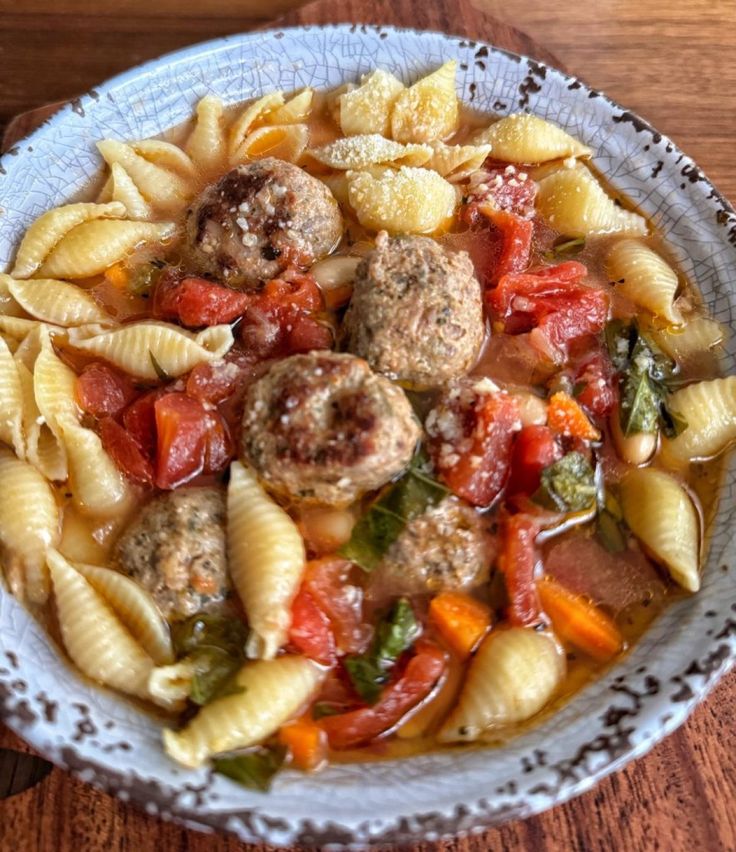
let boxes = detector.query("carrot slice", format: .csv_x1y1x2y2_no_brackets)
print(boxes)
429,591,492,660
537,576,624,661
104,262,129,289
278,717,328,772
547,391,601,441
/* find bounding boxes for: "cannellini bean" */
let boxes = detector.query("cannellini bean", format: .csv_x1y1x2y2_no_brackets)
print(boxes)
508,388,548,426
311,256,360,308
610,407,657,466
298,507,355,555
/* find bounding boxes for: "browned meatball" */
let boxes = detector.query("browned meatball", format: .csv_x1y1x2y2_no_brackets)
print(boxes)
241,351,420,506
343,232,484,388
113,488,229,621
185,158,343,286
367,497,492,600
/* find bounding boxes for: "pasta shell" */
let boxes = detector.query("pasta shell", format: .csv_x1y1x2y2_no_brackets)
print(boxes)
163,655,324,768
0,447,60,603
437,628,565,743
339,69,404,137
96,173,114,202
650,317,724,363
390,61,459,144
660,377,736,466
185,95,227,174
228,461,305,660
109,162,154,221
426,142,493,182
473,113,591,162
16,358,67,481
0,316,46,340
133,139,198,179
57,414,131,517
39,220,176,279
0,273,27,317
347,166,457,234
321,173,351,207
309,135,432,170
58,504,116,564
97,139,192,212
66,320,233,379
47,549,155,701
231,124,309,166
267,89,314,125
74,561,174,665
605,239,682,325
619,467,700,592
11,201,126,279
0,335,25,458
536,166,648,237
8,277,112,327
33,325,80,440
228,92,285,163
149,658,197,708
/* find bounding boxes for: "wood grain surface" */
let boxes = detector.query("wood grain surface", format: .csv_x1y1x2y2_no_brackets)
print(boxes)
1,0,735,850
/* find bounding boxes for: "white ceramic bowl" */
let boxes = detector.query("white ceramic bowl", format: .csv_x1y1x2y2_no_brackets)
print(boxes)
1,24,735,848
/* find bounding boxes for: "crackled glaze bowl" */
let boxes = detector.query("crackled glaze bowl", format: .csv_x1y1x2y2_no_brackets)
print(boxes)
1,25,735,848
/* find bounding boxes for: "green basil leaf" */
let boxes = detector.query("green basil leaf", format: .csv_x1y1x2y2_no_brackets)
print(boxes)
149,350,171,382
340,449,448,572
213,745,287,792
534,452,597,513
189,648,244,706
620,370,660,436
344,597,420,704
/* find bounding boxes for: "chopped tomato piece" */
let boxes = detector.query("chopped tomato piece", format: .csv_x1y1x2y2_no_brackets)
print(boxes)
320,642,448,749
288,587,336,666
507,425,562,497
152,271,251,327
76,362,139,419
186,361,240,405
486,209,533,284
573,350,618,418
287,315,334,354
499,513,542,627
99,417,154,486
547,391,601,441
122,389,164,459
427,385,521,507
464,164,537,219
153,393,233,489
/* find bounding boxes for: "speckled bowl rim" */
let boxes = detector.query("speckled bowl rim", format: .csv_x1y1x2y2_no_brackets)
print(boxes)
1,23,735,849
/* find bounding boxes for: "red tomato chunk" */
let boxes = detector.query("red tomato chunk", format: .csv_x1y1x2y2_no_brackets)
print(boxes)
573,350,618,418
507,425,563,497
100,417,154,487
152,271,251,327
76,362,138,418
288,587,337,666
500,513,542,627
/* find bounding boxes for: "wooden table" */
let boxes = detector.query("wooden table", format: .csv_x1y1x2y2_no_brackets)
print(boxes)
1,0,736,849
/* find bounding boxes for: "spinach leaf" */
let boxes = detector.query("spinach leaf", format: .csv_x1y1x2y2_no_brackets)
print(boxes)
172,614,248,706
534,452,597,513
344,598,420,704
340,450,448,572
213,745,287,792
543,235,586,262
620,370,660,436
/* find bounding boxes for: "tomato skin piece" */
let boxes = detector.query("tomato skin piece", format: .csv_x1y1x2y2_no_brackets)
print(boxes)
288,315,334,354
154,393,208,489
76,362,139,419
320,642,448,749
481,208,533,286
289,587,337,666
507,425,563,497
99,416,154,486
573,351,618,418
152,272,251,327
122,389,164,459
500,514,543,627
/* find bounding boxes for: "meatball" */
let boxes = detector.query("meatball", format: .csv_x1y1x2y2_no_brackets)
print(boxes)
113,488,229,621
367,497,492,600
185,158,343,286
241,351,420,506
343,232,484,388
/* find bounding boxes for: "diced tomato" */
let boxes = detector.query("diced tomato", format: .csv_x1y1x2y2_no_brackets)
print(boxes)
186,362,240,405
573,350,618,418
507,425,562,496
320,642,448,749
153,393,233,489
302,558,372,655
427,386,521,507
122,389,164,459
99,417,154,486
288,587,337,666
487,209,533,284
287,315,334,353
464,164,537,219
499,513,543,627
152,270,251,327
76,362,139,419
489,262,609,362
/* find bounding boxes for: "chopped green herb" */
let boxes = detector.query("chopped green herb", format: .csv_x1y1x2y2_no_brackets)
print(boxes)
213,745,287,792
172,614,248,706
534,452,597,513
543,235,586,262
344,598,420,704
129,262,163,296
596,509,627,552
340,449,448,572
149,350,171,382
621,370,660,436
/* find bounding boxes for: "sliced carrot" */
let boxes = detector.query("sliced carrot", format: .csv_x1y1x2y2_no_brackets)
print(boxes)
547,391,601,441
428,591,492,660
537,576,624,661
104,262,130,289
278,717,328,772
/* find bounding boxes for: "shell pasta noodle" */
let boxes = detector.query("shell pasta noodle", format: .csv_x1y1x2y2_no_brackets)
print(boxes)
163,656,325,768
0,61,734,784
227,461,306,660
